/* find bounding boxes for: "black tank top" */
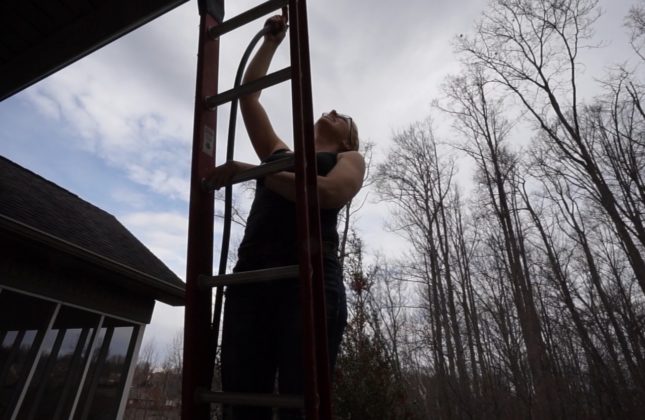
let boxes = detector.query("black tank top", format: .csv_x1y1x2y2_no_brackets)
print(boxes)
235,150,341,269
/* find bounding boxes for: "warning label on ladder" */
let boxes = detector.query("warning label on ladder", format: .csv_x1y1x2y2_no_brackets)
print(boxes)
203,125,215,157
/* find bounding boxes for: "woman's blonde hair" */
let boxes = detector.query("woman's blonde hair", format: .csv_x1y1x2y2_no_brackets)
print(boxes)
346,118,360,151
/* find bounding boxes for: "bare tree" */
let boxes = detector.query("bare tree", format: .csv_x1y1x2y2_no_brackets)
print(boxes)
440,66,563,418
457,0,645,294
334,232,413,420
134,338,159,386
375,117,483,418
626,2,645,60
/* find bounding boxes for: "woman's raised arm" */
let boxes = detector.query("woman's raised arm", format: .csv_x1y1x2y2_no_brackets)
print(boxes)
240,14,290,161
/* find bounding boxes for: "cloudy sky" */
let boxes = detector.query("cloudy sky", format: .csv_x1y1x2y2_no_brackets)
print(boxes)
0,0,638,360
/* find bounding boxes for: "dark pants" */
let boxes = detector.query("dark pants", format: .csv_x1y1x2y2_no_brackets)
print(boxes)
221,255,347,420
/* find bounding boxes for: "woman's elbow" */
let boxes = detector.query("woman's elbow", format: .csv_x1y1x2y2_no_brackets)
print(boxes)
317,174,362,209
318,187,354,209
239,95,259,108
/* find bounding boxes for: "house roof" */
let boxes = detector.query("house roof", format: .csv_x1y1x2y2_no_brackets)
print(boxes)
1,0,189,101
0,156,185,306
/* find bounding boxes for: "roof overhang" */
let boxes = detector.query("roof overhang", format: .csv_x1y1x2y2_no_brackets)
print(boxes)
1,0,189,101
0,214,185,306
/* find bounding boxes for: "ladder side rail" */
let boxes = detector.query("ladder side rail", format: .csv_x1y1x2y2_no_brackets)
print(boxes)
291,89,320,419
288,7,318,420
292,1,333,418
288,0,332,418
182,12,220,420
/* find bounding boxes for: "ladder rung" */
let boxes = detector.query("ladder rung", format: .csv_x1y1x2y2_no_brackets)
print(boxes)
196,389,305,408
202,154,294,191
199,265,299,289
208,0,289,39
231,154,294,184
205,67,291,109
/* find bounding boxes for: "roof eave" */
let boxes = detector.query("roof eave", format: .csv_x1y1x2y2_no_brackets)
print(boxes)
0,214,185,306
1,0,190,101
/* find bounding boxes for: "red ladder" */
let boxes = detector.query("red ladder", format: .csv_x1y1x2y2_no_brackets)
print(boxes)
181,0,332,419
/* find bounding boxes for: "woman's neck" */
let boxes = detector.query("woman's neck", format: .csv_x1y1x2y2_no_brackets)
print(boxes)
314,134,341,153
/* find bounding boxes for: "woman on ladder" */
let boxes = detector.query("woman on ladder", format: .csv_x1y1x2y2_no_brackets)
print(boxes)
205,12,365,420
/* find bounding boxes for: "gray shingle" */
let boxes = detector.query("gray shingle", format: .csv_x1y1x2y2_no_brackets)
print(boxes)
0,156,184,293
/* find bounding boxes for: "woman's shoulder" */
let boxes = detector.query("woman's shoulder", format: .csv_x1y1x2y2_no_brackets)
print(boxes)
336,151,366,179
337,150,364,164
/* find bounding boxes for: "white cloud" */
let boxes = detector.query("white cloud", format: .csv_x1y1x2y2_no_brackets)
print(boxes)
22,4,198,200
125,163,190,201
109,186,150,209
28,90,62,121
120,211,189,278
19,0,488,207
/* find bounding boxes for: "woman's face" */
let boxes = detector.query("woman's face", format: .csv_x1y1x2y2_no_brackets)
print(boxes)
314,110,353,150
